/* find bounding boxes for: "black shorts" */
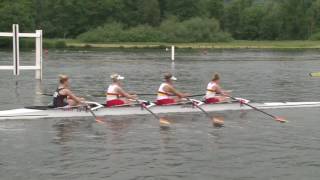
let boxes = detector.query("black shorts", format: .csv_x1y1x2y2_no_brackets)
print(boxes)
53,101,68,108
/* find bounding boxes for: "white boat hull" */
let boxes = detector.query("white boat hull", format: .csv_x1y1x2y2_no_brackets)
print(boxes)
0,101,320,120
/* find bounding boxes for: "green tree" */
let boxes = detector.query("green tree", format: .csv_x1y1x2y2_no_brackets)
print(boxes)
40,0,117,38
0,0,35,31
138,0,161,26
164,0,207,20
277,0,312,39
307,0,320,35
238,5,265,40
259,1,282,40
206,0,224,20
223,0,254,38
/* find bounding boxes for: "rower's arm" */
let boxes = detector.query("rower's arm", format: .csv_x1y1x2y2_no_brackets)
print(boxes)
65,89,82,103
214,85,222,94
167,86,185,98
117,87,137,100
215,85,229,95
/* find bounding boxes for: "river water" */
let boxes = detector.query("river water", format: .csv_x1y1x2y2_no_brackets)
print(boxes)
0,49,320,180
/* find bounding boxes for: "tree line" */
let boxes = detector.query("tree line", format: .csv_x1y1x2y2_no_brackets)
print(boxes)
1,0,320,42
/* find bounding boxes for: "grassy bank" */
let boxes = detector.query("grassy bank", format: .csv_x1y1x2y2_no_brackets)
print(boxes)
63,40,320,49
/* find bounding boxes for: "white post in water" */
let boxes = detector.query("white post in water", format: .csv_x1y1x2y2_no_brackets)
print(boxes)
35,30,43,80
171,45,175,61
0,24,43,80
13,24,20,76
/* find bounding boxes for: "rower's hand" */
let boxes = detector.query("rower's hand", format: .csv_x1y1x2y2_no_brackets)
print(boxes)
130,94,138,100
79,97,86,102
222,91,230,96
181,93,191,98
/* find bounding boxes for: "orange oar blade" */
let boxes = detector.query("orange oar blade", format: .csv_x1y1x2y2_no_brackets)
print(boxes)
275,117,287,123
160,118,171,127
95,117,106,124
212,117,224,127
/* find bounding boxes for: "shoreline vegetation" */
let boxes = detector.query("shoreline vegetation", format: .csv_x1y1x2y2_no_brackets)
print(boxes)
2,1,320,50
2,0,320,49
1,38,320,50
47,39,320,50
0,38,320,50
65,40,320,49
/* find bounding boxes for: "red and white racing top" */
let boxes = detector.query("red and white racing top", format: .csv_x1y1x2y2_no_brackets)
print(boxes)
106,84,122,101
157,83,175,100
205,81,218,99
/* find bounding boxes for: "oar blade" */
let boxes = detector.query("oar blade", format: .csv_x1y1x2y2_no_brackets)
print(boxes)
275,116,287,123
95,117,106,124
212,116,224,127
159,118,171,127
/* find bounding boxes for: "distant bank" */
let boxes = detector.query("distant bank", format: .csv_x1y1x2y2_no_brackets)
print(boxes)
2,39,320,50
63,40,320,50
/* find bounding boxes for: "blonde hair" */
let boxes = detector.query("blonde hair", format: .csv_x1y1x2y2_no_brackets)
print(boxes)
59,74,69,84
212,73,220,81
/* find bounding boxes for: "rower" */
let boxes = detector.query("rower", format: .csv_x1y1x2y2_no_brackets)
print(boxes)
52,75,84,108
156,73,189,105
106,73,137,107
204,73,229,104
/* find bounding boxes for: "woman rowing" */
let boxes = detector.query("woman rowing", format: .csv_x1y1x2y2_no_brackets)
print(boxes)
204,73,230,104
106,73,137,107
52,75,84,108
156,73,190,105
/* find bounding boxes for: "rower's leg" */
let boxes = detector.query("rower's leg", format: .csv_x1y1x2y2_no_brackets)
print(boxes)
67,98,84,106
217,96,231,103
67,99,76,106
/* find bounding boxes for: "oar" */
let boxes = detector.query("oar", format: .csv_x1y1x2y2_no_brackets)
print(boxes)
82,102,106,123
55,101,105,123
185,97,224,127
38,91,206,99
226,95,287,123
35,92,105,123
136,100,170,127
37,92,53,96
92,93,206,98
37,92,94,98
90,93,158,97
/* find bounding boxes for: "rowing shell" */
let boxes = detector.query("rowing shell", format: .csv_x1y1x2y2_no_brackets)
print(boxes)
0,101,320,120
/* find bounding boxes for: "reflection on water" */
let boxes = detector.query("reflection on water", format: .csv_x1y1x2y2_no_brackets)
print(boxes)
52,119,82,144
1,49,320,179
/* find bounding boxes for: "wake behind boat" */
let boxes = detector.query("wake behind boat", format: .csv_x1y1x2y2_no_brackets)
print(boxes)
1,101,320,120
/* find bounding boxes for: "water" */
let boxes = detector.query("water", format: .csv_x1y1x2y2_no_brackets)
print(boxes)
0,49,320,180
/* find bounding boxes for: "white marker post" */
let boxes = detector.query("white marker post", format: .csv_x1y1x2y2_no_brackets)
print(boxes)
13,24,20,76
0,24,43,80
35,30,43,80
171,45,175,61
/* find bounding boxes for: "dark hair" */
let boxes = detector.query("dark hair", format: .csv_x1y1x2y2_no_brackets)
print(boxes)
164,73,173,80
